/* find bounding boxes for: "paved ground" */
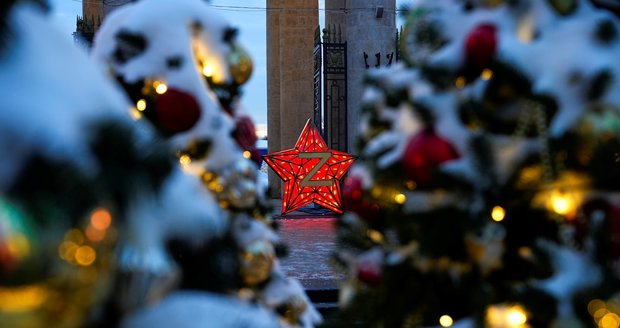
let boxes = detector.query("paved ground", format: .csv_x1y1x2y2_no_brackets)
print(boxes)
276,207,343,290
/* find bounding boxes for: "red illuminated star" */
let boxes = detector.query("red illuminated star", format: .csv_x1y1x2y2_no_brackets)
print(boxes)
264,119,356,215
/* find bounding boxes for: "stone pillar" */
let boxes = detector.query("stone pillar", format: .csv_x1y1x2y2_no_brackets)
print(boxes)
267,0,318,198
325,0,346,36
326,0,396,153
82,0,103,29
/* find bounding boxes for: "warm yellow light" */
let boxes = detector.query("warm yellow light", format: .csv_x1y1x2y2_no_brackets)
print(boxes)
455,76,466,89
86,226,106,242
243,151,252,159
366,229,384,243
599,313,620,328
518,246,533,260
130,108,142,120
202,65,214,77
507,306,527,326
550,190,572,216
589,299,606,315
75,245,96,266
487,304,528,327
58,241,79,262
202,171,214,182
91,208,112,230
394,193,407,205
136,99,147,111
179,155,191,165
594,308,609,321
155,83,168,94
491,206,506,222
439,315,453,327
0,285,48,312
482,69,493,80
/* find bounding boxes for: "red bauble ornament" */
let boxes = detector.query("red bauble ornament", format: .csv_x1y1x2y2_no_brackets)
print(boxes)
464,23,497,71
356,263,382,286
343,176,382,222
234,116,258,149
343,176,364,208
401,129,459,188
234,115,261,164
156,88,201,134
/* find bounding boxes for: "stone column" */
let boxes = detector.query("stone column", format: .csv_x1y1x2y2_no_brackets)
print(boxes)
326,0,396,153
267,0,318,198
325,0,346,36
82,0,103,29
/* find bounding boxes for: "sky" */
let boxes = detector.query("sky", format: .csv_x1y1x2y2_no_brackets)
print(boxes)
48,0,406,129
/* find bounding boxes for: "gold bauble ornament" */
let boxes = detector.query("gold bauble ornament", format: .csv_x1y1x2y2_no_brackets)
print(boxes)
239,239,274,286
202,159,258,209
228,43,253,85
0,201,116,328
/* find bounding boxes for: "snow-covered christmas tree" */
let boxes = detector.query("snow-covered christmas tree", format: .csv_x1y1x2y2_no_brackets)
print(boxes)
0,1,226,327
90,0,320,327
0,0,319,327
330,0,620,327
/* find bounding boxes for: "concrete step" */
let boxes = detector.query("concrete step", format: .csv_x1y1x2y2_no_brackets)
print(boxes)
306,288,338,315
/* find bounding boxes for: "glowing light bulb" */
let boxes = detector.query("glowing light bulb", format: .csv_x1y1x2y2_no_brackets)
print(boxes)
367,230,384,243
243,151,252,159
439,315,453,327
75,246,96,266
550,190,572,215
202,65,214,77
491,206,506,222
90,208,112,230
136,99,147,111
482,69,493,80
394,193,407,205
507,306,527,326
179,155,191,165
487,304,528,328
155,82,168,94
600,313,620,328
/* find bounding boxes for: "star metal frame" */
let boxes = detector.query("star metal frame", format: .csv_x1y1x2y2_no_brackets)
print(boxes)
264,119,356,215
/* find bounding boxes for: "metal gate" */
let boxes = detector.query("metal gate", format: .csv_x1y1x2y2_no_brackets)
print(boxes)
313,25,348,152
313,27,323,135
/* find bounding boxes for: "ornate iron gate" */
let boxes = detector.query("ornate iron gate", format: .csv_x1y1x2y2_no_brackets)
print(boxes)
314,25,348,152
313,26,323,135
